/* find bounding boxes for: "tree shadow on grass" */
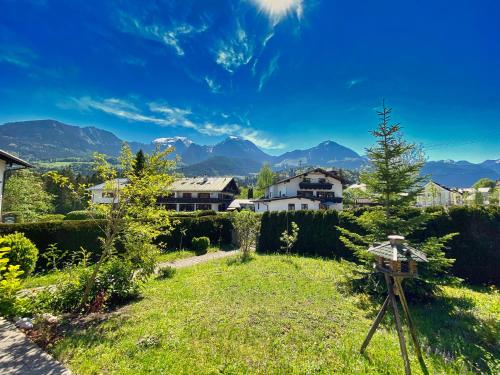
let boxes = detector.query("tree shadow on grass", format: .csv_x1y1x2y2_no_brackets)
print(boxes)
359,289,497,374
226,254,254,266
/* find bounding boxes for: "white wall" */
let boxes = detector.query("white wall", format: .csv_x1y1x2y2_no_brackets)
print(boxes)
91,189,119,204
0,160,5,214
267,172,342,198
255,198,321,213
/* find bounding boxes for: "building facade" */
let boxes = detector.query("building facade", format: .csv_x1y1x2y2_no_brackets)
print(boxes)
88,178,129,204
416,181,463,207
157,177,239,212
254,168,344,212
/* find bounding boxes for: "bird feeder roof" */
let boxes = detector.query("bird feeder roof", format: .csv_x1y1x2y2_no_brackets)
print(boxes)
368,235,428,263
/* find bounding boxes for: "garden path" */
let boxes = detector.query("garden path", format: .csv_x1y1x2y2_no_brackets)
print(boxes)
157,249,239,270
0,317,71,375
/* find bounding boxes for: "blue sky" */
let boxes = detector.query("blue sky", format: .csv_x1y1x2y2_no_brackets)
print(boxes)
0,0,499,162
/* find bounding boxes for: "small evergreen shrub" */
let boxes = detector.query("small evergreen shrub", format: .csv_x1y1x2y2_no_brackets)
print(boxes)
192,236,210,255
1,232,38,277
157,266,176,279
64,210,107,220
37,214,66,222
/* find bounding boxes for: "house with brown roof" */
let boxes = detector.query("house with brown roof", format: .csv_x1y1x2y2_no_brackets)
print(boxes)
254,168,344,212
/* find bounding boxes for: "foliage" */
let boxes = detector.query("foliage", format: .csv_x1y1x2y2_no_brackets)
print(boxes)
1,232,38,277
255,163,274,197
41,243,67,271
343,187,371,207
46,143,176,309
279,221,299,255
134,149,146,176
472,178,496,189
0,243,24,316
64,210,107,220
232,210,260,259
192,236,210,255
50,255,499,374
37,214,66,221
3,169,54,222
42,166,88,214
157,266,176,279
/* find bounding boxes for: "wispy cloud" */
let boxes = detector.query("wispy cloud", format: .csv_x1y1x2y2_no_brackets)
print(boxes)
204,76,222,94
118,13,207,56
347,78,365,89
0,45,37,68
67,96,284,149
258,53,280,92
214,23,254,73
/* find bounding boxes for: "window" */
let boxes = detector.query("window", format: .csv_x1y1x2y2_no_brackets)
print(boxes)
196,203,212,211
182,192,192,198
298,190,313,197
179,204,195,211
288,203,295,211
317,191,335,198
301,204,308,210
165,204,177,210
318,178,326,183
102,192,115,198
303,178,311,183
198,193,211,199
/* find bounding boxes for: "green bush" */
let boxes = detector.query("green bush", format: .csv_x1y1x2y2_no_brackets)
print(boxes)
0,245,24,316
64,210,107,220
0,220,105,271
1,232,38,277
37,214,66,222
192,237,210,255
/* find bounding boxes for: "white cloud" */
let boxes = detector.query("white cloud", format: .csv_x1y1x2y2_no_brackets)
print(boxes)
347,78,365,89
214,23,254,73
69,96,284,149
204,76,222,93
118,14,207,56
258,53,280,91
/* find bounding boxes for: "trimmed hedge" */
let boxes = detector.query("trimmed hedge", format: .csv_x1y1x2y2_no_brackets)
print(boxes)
64,210,107,220
0,215,233,270
258,206,500,286
258,210,354,259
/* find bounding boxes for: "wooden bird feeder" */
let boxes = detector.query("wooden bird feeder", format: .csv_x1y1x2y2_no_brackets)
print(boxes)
360,235,429,375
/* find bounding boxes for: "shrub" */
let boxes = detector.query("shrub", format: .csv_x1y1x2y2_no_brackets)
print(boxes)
37,214,66,222
192,237,210,255
1,232,38,277
64,210,107,221
157,266,176,279
232,210,260,259
0,245,24,316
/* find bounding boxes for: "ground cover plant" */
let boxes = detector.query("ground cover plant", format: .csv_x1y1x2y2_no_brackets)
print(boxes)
48,254,498,374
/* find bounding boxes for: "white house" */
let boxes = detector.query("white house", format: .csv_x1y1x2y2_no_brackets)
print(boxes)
88,178,129,204
0,149,33,216
416,181,463,207
227,199,255,211
254,168,344,212
158,177,239,212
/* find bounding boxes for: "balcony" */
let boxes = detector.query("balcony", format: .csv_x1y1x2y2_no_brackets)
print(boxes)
157,196,234,204
298,181,333,190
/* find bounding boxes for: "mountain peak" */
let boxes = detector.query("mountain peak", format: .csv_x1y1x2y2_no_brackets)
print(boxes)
153,136,193,147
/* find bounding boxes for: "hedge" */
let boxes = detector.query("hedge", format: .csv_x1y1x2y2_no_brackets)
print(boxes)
0,215,233,270
257,206,500,286
258,210,355,259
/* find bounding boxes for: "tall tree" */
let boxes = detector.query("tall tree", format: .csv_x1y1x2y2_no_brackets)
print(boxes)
472,178,495,189
134,149,146,176
47,143,176,310
256,163,274,197
3,170,54,222
339,101,457,299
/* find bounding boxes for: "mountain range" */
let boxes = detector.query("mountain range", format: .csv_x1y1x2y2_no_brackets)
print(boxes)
1,120,498,187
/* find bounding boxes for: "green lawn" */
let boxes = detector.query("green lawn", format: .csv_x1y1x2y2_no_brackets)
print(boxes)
52,254,498,374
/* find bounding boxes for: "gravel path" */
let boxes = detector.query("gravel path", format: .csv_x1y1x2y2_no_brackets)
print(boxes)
157,250,239,270
0,317,71,375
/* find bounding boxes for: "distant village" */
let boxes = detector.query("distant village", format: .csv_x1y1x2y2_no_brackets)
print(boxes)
88,167,500,214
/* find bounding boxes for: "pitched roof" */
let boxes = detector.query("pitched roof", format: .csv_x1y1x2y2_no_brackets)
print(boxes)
88,178,129,191
227,199,254,211
368,236,428,262
0,149,33,168
170,177,236,192
273,168,346,186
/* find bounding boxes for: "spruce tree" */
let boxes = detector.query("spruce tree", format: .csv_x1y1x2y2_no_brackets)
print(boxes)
134,149,146,176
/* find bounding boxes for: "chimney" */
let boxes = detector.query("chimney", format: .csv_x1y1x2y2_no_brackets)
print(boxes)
388,235,405,245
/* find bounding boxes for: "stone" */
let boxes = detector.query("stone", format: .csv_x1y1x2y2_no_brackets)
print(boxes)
15,317,34,330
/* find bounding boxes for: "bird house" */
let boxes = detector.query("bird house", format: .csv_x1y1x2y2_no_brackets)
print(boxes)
368,235,427,278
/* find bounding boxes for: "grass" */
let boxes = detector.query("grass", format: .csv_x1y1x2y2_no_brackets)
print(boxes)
49,254,499,374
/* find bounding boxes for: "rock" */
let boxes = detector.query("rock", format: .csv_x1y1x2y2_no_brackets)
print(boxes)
40,313,59,324
15,317,34,330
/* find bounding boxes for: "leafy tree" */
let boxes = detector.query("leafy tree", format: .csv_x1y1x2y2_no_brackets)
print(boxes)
47,144,176,310
256,163,274,197
43,167,85,213
247,187,254,199
280,222,299,255
343,187,370,207
473,178,496,189
3,169,54,222
134,149,146,176
339,101,457,299
232,210,260,260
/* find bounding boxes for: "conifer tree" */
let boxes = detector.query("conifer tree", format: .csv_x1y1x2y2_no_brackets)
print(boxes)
134,149,146,176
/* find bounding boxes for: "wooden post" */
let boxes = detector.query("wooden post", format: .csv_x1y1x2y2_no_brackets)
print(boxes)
394,278,428,375
385,274,411,375
360,295,390,353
